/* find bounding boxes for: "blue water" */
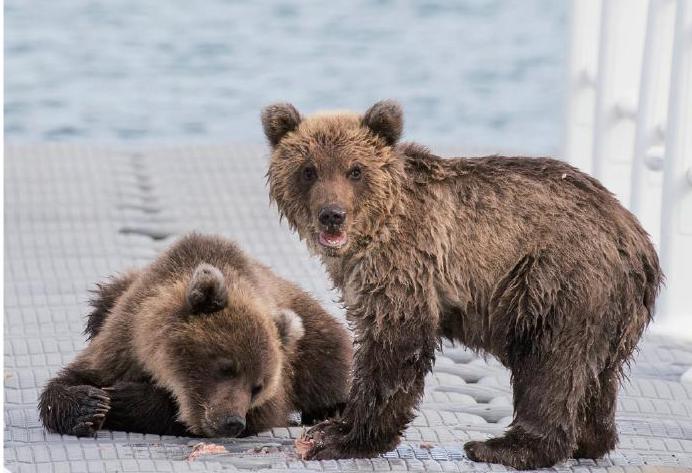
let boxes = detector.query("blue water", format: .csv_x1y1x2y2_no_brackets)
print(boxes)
5,0,567,154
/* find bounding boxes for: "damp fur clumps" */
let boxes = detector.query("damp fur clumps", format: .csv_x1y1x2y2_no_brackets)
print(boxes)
262,100,662,469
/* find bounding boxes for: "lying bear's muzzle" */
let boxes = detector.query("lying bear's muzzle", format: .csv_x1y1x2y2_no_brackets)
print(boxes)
203,411,246,438
214,414,246,438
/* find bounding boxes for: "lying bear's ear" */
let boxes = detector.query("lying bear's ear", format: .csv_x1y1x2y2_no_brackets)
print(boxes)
261,103,302,147
272,308,305,353
362,99,403,146
186,263,228,314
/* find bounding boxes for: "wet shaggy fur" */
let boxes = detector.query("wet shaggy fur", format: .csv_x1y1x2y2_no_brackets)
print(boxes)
262,100,662,469
39,234,352,438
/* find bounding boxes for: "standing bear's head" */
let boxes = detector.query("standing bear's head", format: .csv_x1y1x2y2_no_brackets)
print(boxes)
134,263,304,437
262,100,407,258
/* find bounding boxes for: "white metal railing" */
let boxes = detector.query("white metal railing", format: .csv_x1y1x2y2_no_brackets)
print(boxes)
564,0,692,340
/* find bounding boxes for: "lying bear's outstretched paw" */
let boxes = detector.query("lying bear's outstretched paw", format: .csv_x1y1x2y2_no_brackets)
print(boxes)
67,385,111,437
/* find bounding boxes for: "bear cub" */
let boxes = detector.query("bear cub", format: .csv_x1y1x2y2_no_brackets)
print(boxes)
262,100,662,469
39,233,352,438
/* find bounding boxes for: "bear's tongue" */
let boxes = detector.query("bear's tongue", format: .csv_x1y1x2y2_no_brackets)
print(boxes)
318,230,348,248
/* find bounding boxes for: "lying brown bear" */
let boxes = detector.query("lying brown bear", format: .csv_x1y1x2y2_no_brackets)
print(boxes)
261,100,662,469
39,233,352,438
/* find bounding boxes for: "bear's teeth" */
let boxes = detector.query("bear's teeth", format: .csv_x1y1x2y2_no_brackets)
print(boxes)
318,231,347,248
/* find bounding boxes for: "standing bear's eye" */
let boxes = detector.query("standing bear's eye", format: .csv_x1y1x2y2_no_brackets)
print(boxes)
348,166,362,181
302,165,317,183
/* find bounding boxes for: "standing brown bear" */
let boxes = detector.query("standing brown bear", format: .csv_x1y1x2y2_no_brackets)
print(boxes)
261,100,662,469
39,234,352,438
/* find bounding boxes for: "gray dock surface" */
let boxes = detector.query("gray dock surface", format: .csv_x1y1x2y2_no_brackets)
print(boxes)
5,144,692,472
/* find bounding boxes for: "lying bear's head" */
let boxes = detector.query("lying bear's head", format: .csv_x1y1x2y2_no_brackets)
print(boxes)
262,100,406,258
137,263,304,437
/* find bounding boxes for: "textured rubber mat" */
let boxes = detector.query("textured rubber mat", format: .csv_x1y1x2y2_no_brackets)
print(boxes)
5,144,692,472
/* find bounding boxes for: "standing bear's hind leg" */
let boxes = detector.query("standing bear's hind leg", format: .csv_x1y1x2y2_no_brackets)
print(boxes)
464,353,582,469
464,252,587,469
574,366,619,459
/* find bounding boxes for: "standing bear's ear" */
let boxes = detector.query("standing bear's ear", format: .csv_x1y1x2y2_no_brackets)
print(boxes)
261,103,302,147
362,99,403,146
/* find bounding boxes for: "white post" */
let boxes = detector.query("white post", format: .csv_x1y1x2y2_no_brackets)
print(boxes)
590,0,650,204
563,0,602,173
629,0,677,246
657,0,692,335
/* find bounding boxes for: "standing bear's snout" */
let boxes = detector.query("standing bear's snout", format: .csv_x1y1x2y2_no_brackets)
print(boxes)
316,203,350,252
318,204,346,228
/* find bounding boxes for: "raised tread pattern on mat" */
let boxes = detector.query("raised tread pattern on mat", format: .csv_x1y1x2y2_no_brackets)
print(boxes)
5,144,692,472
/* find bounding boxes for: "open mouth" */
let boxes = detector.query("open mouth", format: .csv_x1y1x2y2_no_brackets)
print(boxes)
318,230,348,249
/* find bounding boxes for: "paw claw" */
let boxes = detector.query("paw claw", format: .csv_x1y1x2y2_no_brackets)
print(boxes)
463,440,484,462
72,421,97,437
67,386,111,436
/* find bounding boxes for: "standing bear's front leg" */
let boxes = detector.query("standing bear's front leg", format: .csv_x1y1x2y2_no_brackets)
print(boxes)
297,293,439,460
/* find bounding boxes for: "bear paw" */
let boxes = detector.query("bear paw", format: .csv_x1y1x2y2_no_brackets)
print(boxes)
464,434,565,470
67,386,110,437
295,419,349,460
295,419,384,460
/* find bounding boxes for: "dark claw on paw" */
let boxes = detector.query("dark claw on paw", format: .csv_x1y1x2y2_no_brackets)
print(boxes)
68,386,111,436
